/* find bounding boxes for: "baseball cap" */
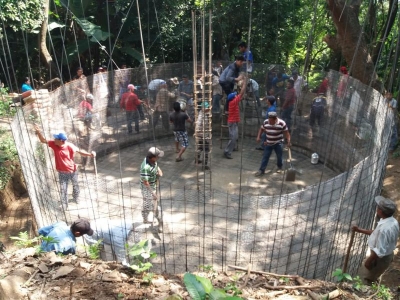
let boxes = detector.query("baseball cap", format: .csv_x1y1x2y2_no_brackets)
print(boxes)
292,71,298,76
86,93,94,100
375,196,397,215
127,84,135,90
71,219,93,236
227,92,237,101
148,147,164,157
268,111,278,118
53,132,67,141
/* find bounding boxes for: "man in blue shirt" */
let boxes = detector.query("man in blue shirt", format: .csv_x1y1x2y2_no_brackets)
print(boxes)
38,219,94,255
238,42,253,73
219,56,245,96
22,77,33,93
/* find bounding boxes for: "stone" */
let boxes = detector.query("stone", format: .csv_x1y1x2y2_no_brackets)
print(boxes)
0,275,28,300
52,286,61,292
79,262,92,271
69,268,86,277
102,270,122,282
45,252,63,266
53,266,75,279
152,277,166,287
38,263,49,273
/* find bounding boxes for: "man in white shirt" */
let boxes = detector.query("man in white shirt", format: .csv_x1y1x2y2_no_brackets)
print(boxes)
291,71,305,115
385,92,398,152
352,196,399,284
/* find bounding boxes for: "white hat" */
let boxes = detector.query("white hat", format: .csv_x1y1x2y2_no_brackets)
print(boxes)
148,147,164,157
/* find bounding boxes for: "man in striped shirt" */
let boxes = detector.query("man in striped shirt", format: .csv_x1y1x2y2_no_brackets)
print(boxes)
255,111,291,176
140,147,164,231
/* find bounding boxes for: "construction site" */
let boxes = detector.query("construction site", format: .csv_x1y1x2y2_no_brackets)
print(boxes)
6,54,391,284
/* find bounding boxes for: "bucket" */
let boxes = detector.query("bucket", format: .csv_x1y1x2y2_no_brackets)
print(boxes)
311,153,319,165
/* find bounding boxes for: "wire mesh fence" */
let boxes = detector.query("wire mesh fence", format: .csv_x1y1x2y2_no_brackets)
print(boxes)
10,64,393,280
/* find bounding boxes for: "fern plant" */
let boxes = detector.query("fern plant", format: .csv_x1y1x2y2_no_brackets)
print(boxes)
183,273,243,300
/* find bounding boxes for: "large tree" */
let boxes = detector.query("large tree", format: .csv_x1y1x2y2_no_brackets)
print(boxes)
325,0,398,89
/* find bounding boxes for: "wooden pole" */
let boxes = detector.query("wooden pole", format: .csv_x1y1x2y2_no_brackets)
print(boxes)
343,229,356,273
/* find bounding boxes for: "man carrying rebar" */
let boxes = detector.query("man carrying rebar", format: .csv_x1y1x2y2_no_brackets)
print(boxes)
140,147,164,232
34,126,95,209
352,196,399,284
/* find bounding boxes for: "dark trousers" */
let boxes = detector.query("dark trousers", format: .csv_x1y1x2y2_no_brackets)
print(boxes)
126,110,139,133
309,111,324,127
153,110,169,130
259,142,283,172
197,140,210,165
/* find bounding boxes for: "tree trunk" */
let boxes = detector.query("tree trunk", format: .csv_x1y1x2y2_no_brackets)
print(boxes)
326,0,378,89
371,0,398,65
39,0,59,78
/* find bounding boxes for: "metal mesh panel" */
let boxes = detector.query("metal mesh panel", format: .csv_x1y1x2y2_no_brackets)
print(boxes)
11,65,392,280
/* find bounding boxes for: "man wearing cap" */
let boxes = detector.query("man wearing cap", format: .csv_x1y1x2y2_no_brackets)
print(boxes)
219,56,245,96
148,79,166,104
170,102,192,162
256,91,277,150
34,125,95,209
255,111,291,176
38,219,93,254
352,196,399,284
140,147,164,231
154,82,176,131
223,80,247,159
120,84,145,134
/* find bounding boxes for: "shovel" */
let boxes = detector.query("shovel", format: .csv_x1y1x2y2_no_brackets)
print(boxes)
285,148,296,181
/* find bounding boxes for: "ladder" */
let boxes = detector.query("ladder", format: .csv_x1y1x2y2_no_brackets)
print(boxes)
192,11,212,194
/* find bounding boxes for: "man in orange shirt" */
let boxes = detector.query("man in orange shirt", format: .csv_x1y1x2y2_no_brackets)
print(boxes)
223,79,247,159
34,126,95,209
120,84,145,134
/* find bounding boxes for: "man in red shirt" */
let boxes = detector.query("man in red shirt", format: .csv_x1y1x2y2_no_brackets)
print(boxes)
223,80,247,159
120,84,144,134
281,79,296,131
34,125,95,209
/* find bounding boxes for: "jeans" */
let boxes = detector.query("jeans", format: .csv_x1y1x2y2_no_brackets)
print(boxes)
259,142,283,173
282,105,294,130
58,171,79,205
224,122,238,155
126,110,139,133
259,132,266,149
212,94,222,113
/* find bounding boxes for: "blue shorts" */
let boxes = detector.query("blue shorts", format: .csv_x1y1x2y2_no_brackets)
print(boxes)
174,131,189,148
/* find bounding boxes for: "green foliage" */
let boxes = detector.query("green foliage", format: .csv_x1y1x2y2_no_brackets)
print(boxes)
199,265,215,273
0,130,18,190
117,292,125,299
371,283,393,300
332,268,352,283
183,273,243,300
224,282,242,297
0,0,44,32
10,231,41,248
126,239,157,273
279,277,290,284
86,239,103,259
352,275,363,291
142,272,154,284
